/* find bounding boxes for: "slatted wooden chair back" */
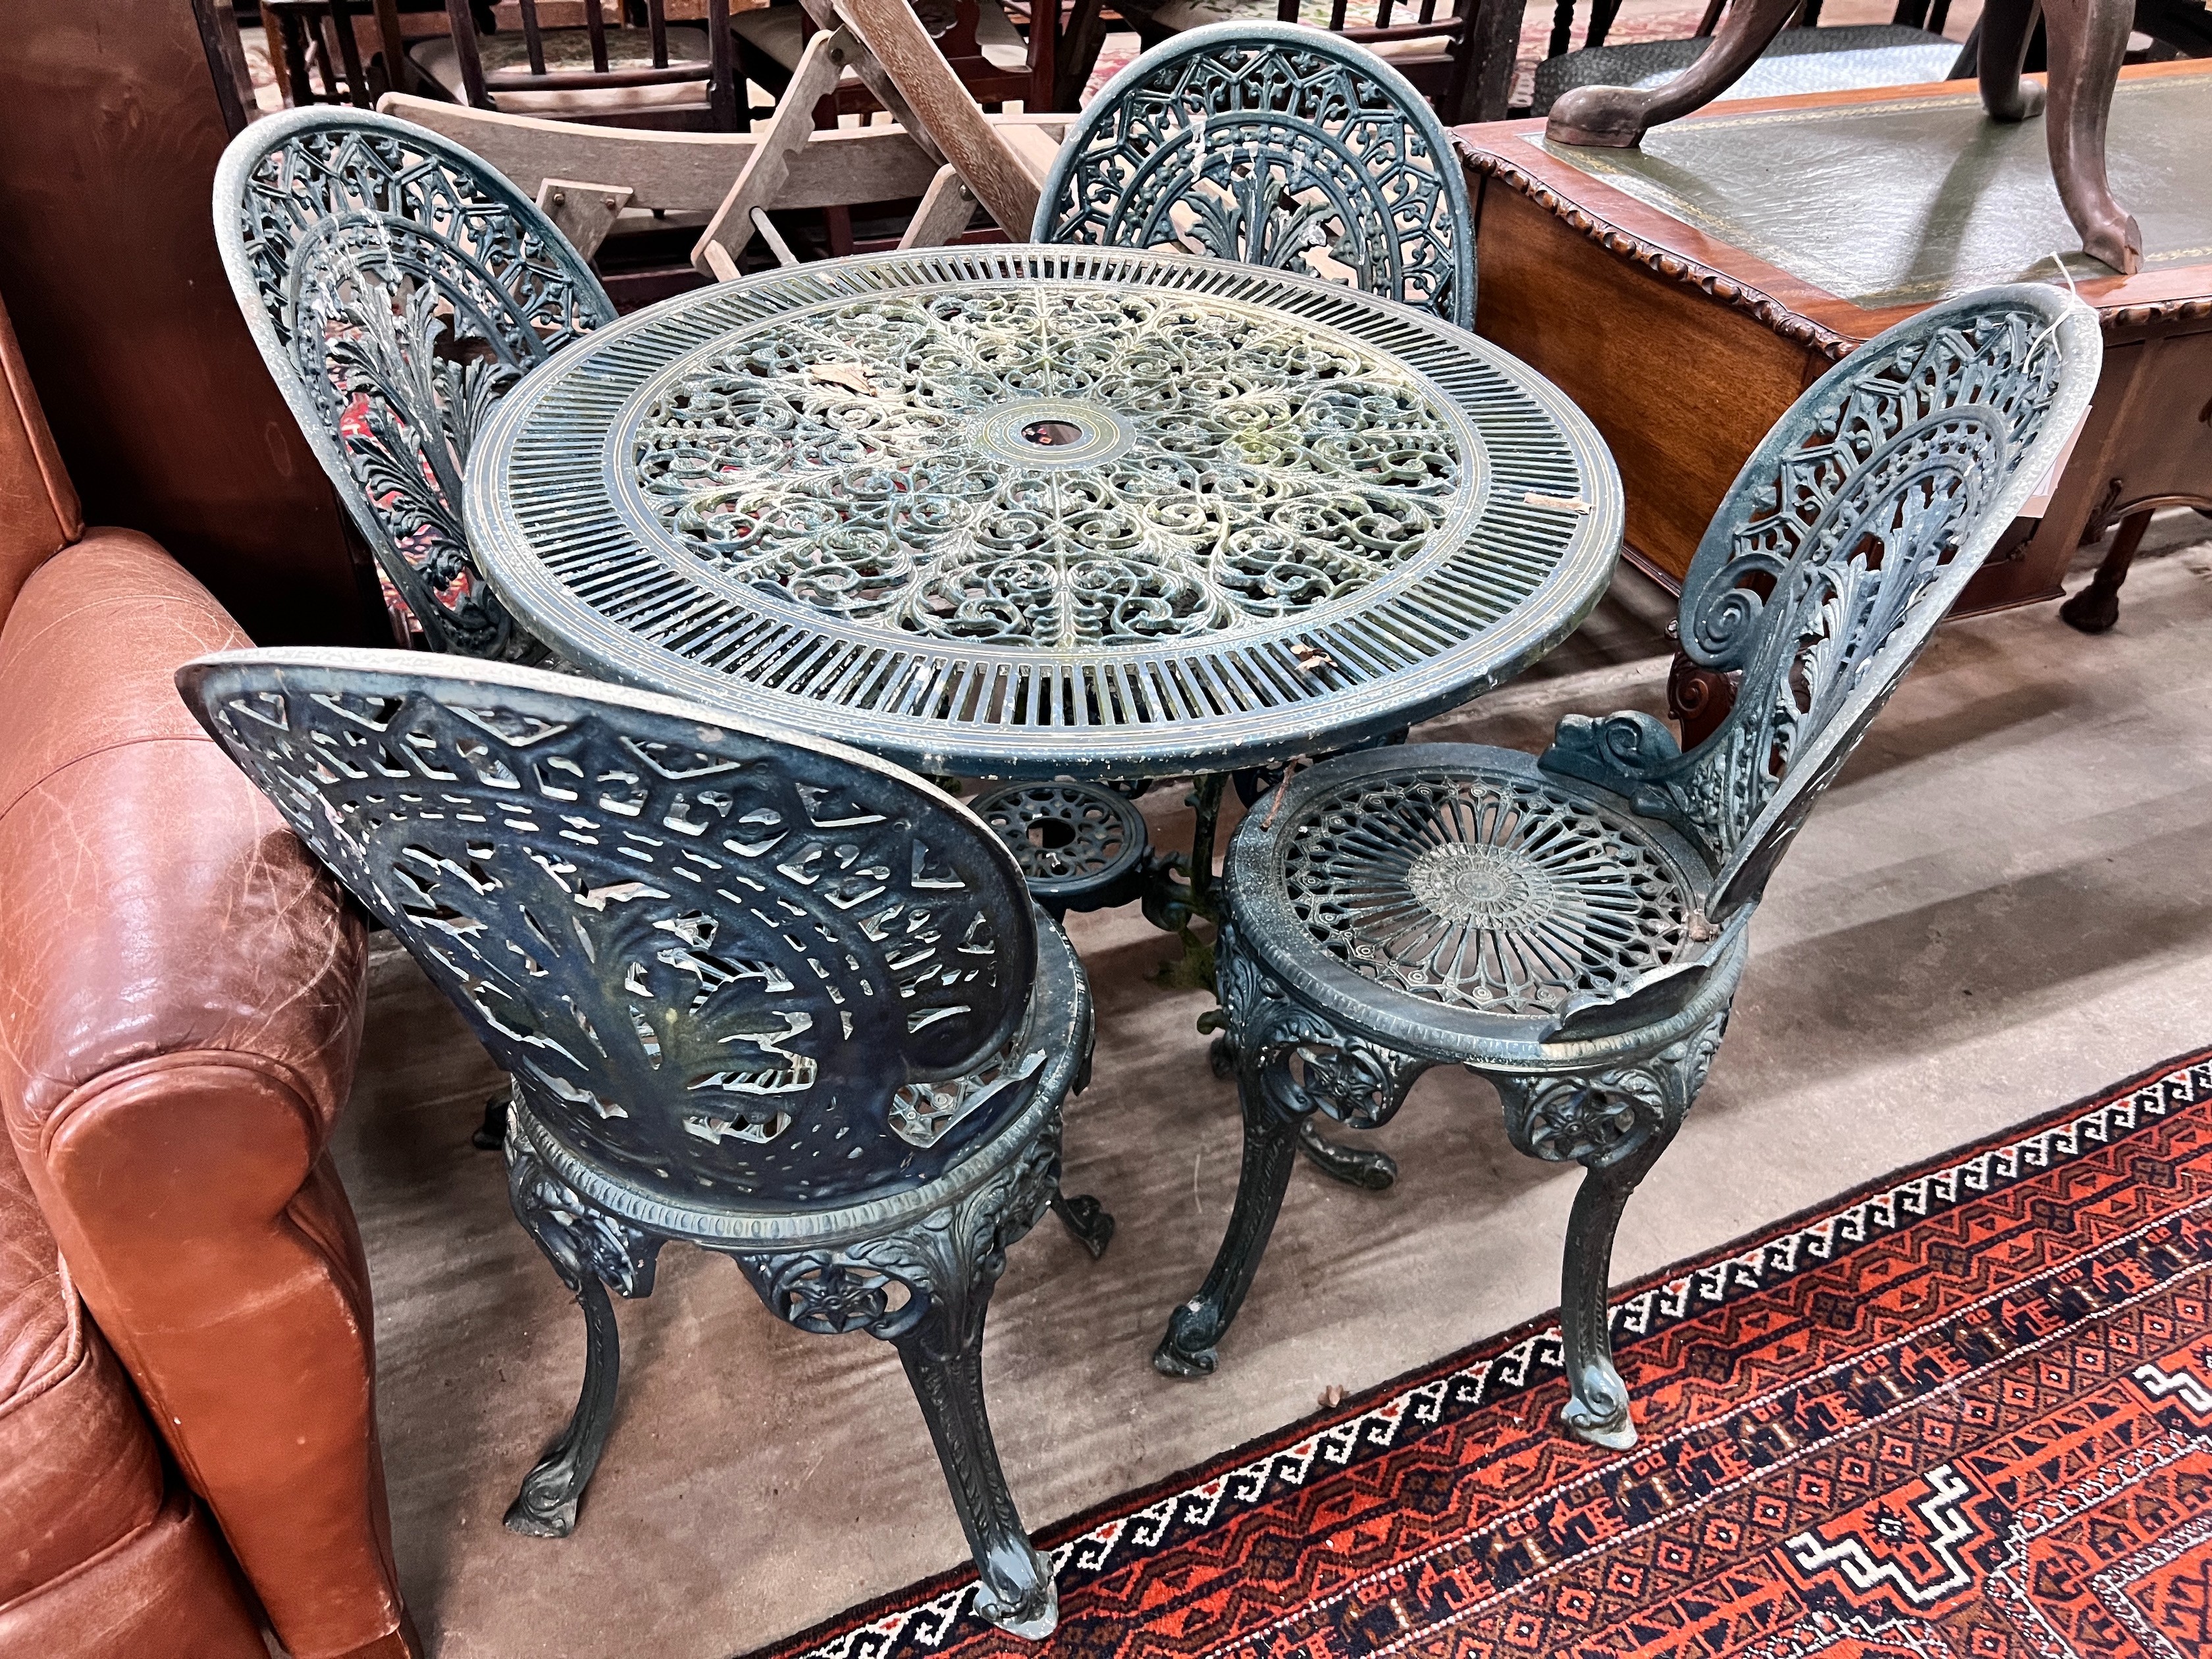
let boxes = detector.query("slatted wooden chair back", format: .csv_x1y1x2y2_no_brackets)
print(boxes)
1277,0,1479,120
263,0,410,108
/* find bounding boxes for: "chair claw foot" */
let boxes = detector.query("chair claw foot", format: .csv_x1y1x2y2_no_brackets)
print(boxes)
2059,583,2121,633
1155,1305,1221,1377
1560,1364,1639,1451
502,1472,581,1538
1561,1404,1639,1452
975,1564,1059,1641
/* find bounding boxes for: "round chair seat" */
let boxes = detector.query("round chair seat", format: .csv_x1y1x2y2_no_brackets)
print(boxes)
1226,744,1714,1060
972,780,1149,917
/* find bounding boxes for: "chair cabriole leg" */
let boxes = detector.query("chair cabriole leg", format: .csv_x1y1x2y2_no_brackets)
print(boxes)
1162,922,1427,1377
729,1132,1061,1638
1155,1036,1303,1377
1493,1011,1727,1452
895,1294,1057,1639
501,1129,663,1538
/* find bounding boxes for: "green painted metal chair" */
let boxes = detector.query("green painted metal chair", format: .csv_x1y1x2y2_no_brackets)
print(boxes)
1161,285,2101,1455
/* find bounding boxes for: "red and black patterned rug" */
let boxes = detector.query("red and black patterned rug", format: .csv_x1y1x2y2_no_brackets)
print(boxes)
752,1047,2212,1659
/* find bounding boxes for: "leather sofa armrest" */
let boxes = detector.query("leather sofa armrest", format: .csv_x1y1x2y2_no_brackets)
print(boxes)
0,531,409,1659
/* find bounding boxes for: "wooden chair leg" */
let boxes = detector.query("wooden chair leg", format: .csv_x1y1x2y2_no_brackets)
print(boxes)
898,164,980,247
1053,0,1109,108
2059,506,2151,635
2041,0,2142,274
1546,0,1801,144
831,0,1042,233
693,25,858,277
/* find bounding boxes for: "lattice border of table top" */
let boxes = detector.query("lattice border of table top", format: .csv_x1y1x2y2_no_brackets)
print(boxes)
467,246,1623,780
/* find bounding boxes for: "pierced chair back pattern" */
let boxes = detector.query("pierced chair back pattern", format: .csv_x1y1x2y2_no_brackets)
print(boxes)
1544,288,2099,930
176,650,1045,1219
1034,23,1475,329
214,108,618,662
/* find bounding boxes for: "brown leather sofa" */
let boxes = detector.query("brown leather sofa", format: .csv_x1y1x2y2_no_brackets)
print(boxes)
0,288,416,1658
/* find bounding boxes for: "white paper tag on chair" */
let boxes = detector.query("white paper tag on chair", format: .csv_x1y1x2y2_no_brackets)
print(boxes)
2022,402,2090,519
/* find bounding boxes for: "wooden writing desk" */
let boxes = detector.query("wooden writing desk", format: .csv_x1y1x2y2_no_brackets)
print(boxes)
1452,59,2212,669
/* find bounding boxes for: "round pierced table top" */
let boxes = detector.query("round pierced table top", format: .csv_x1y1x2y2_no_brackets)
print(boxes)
466,246,1623,780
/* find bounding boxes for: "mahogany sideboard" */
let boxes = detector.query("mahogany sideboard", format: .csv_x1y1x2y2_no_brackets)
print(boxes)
1451,59,2212,662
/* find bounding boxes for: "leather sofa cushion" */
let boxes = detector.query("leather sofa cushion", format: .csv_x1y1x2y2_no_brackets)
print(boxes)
0,1137,162,1608
0,529,362,1136
0,290,80,634
0,1482,266,1659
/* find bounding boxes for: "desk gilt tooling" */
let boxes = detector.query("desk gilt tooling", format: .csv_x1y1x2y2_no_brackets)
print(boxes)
464,247,1622,784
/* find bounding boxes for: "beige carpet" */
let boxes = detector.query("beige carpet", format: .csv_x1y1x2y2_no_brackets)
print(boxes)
336,516,2212,1658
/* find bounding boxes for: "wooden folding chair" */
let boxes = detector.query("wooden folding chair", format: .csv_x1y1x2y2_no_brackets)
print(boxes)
690,0,1059,275
381,87,1067,290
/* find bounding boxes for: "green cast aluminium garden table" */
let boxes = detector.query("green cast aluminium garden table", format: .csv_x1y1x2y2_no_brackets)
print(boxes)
463,244,1623,947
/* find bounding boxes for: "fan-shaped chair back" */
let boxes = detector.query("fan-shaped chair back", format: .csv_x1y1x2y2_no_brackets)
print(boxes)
214,109,618,662
1034,23,1475,328
177,650,1045,1217
1546,286,2101,930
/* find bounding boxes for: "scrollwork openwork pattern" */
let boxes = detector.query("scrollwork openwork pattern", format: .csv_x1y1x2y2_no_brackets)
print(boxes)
216,109,615,660
1036,23,1475,327
628,284,1462,648
1544,298,2092,916
180,652,1043,1211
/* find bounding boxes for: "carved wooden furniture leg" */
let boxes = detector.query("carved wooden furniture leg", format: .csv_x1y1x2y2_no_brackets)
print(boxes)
502,1129,664,1538
2041,0,2142,274
1973,0,2045,120
2059,504,2151,633
1492,1013,1724,1451
1544,0,1801,145
1463,0,1531,122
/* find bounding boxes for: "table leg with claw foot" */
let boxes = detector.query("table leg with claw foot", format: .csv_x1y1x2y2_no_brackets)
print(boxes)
1049,1192,1115,1258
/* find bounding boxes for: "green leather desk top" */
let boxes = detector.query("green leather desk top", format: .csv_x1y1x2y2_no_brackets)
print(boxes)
1531,67,2212,307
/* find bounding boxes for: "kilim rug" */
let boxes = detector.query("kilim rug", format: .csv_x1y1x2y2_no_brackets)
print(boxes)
747,1047,2212,1659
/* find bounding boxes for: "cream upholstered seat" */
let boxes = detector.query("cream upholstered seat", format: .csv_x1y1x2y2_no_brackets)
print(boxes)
410,24,718,115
